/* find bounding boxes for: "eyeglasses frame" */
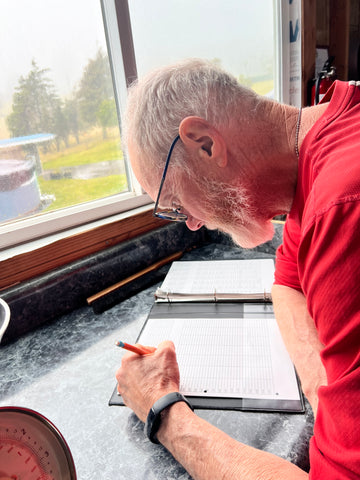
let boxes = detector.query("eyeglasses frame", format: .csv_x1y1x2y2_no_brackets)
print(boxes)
152,134,188,222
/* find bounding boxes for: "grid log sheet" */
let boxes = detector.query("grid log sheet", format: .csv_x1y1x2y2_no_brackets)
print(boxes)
157,259,274,297
138,316,300,401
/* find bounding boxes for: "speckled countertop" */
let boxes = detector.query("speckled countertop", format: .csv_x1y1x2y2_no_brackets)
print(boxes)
0,243,314,479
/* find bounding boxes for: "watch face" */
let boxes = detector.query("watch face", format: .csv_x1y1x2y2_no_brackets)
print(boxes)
0,407,76,480
145,406,159,444
145,392,191,444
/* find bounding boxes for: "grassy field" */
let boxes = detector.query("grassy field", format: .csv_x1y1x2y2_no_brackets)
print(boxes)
38,128,127,212
42,129,123,170
38,174,127,212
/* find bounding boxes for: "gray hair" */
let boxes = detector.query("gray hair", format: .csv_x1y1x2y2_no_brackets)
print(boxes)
123,58,260,172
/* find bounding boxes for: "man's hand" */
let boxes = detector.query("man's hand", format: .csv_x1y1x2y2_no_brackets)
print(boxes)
115,338,309,480
115,340,180,422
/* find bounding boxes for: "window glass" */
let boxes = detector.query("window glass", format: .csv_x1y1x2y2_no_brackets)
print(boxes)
0,0,128,225
128,0,275,97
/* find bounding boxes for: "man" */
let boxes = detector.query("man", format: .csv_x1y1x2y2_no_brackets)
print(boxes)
116,59,360,479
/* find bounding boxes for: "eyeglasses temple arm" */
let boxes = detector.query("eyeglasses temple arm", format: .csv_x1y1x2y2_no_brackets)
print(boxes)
153,135,180,214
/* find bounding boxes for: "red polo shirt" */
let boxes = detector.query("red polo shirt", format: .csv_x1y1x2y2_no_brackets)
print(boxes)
275,81,360,479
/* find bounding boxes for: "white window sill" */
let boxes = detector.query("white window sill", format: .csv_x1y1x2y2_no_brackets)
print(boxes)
1,202,154,262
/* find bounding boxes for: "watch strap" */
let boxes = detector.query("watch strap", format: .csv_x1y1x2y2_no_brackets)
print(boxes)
145,392,193,444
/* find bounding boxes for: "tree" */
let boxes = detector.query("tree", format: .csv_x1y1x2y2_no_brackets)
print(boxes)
6,60,61,139
63,98,81,144
76,48,115,128
96,99,118,139
53,102,70,150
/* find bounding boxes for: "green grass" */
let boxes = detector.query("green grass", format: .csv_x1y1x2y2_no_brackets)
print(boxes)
35,129,128,211
38,174,128,212
42,136,123,171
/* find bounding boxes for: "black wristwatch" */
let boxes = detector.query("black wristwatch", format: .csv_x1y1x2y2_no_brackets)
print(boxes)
145,392,193,444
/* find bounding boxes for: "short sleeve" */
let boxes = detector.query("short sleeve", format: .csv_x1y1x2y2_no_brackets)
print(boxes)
274,216,303,292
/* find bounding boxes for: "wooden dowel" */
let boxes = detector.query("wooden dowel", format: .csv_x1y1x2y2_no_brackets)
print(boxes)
86,251,183,305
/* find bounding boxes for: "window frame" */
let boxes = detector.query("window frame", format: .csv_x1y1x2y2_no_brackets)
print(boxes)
1,0,307,291
0,0,151,252
0,192,152,251
0,205,165,291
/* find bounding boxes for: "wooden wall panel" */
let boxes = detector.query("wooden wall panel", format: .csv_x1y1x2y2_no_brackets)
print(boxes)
302,0,317,105
0,209,166,290
316,0,329,46
329,0,350,80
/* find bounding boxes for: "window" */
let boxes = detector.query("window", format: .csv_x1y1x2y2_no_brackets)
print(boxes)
0,0,295,261
128,1,275,98
0,0,149,250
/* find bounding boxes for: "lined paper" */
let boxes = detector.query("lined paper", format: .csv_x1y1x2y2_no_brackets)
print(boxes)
138,316,300,401
156,259,275,300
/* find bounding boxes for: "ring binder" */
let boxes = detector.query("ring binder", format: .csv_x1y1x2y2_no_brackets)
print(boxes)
155,259,275,303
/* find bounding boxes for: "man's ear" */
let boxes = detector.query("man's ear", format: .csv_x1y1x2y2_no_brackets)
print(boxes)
179,116,227,168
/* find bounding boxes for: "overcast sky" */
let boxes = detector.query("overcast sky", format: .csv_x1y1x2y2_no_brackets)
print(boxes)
0,0,274,117
129,0,274,77
0,0,106,102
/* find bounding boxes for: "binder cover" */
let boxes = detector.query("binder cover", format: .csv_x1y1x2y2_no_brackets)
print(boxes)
109,303,304,413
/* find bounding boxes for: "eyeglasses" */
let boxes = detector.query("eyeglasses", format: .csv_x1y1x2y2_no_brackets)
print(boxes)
153,134,188,222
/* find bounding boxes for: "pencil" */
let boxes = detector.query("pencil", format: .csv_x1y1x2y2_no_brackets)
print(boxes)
115,340,156,355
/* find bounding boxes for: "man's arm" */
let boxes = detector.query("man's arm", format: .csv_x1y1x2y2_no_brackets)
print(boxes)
271,284,327,416
116,341,308,480
157,400,308,480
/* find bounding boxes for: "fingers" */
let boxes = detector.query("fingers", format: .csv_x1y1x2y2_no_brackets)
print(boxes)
122,340,175,359
154,341,178,368
115,340,180,421
136,340,175,351
133,343,157,354
157,340,176,350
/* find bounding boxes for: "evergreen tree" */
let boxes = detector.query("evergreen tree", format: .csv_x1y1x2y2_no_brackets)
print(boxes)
76,48,115,128
96,99,118,139
6,60,62,138
53,102,70,150
63,97,81,144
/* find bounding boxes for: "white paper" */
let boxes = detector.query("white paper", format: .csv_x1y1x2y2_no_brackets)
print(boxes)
159,259,275,296
138,316,300,401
